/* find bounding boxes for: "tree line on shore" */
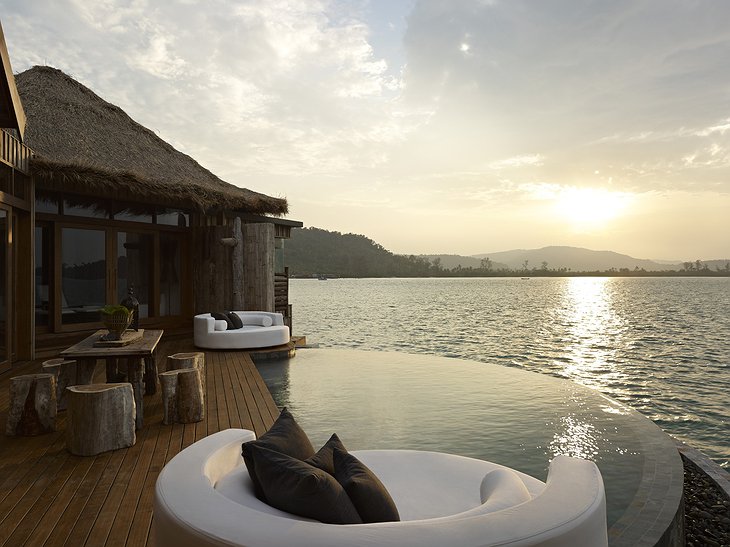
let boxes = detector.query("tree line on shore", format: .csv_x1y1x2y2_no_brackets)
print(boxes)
286,227,730,278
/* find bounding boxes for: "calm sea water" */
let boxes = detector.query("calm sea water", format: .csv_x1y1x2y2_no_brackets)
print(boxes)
289,277,729,467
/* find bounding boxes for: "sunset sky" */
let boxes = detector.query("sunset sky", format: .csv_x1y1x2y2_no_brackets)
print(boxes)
2,0,729,260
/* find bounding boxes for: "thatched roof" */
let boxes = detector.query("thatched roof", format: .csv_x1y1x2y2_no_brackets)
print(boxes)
15,66,287,215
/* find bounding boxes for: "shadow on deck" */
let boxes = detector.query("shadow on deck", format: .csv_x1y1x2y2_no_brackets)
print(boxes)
0,337,281,546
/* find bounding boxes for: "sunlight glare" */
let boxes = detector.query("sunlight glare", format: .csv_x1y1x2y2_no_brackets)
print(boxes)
553,187,632,228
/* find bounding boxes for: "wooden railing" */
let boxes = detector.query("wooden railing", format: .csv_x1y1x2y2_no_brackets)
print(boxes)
274,267,291,330
0,129,30,174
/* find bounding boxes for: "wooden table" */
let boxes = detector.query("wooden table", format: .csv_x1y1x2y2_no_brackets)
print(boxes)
60,329,164,429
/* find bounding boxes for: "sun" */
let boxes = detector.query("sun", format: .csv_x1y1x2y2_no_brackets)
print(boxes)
553,187,632,229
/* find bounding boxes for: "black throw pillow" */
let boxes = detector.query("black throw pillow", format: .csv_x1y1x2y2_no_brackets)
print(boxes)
246,444,362,524
211,311,233,330
242,407,315,501
226,311,244,330
305,433,347,475
333,446,400,523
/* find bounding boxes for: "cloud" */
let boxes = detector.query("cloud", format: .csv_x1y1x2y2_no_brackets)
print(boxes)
399,0,730,193
1,0,728,258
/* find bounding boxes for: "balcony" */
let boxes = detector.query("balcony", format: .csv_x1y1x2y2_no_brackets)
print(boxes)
1,128,30,174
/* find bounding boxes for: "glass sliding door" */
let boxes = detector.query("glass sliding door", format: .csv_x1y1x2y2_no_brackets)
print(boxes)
35,224,52,329
117,232,153,318
159,233,182,316
61,228,106,325
0,209,8,371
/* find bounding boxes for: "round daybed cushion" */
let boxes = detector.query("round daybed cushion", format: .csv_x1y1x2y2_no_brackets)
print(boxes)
154,429,608,546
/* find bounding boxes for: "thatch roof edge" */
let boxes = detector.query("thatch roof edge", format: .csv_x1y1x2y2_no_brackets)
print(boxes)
31,156,288,215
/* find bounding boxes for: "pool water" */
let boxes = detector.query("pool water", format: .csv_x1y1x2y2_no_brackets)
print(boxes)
256,348,683,544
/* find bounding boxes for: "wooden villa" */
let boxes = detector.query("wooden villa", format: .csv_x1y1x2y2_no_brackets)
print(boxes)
0,23,302,372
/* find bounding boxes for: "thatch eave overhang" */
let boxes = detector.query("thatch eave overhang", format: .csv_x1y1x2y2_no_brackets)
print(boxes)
31,156,288,216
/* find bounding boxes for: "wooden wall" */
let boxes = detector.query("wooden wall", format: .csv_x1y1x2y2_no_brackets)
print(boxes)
192,224,233,313
243,223,274,312
193,221,276,314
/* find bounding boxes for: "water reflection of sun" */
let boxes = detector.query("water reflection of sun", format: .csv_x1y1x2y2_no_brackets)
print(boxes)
555,278,628,390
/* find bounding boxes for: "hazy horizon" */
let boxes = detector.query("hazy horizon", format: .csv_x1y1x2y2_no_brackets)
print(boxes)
2,1,729,259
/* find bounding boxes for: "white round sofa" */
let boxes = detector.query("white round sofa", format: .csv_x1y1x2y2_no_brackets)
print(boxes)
194,312,290,349
154,429,608,547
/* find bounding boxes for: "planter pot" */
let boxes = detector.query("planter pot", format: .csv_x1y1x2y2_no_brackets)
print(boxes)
101,311,132,341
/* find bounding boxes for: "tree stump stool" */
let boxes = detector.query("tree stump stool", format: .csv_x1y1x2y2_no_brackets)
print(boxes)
6,373,57,436
41,358,78,411
66,383,136,456
159,368,205,424
166,352,206,393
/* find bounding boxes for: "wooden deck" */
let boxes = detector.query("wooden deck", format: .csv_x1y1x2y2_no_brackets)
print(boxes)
0,337,280,546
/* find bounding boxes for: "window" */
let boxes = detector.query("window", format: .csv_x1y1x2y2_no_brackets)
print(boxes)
64,197,109,218
159,233,182,316
61,228,106,325
114,203,153,223
117,232,153,318
157,208,189,227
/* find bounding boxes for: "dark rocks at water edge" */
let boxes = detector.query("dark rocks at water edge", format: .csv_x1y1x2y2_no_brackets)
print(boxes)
683,455,730,547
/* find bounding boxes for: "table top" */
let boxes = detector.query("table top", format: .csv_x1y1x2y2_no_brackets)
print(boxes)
61,329,164,359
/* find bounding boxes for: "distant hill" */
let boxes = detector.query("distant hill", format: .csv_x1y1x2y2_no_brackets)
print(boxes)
286,228,729,277
472,246,681,272
286,227,439,277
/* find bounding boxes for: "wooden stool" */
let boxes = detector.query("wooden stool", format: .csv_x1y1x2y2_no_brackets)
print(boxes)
66,383,136,456
41,358,78,411
159,368,205,424
6,373,57,436
166,352,206,393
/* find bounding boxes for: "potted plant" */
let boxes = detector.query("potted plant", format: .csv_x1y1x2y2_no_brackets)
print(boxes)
100,304,132,341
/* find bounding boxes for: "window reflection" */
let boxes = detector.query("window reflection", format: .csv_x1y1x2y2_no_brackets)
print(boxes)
157,208,189,227
61,228,106,324
35,193,60,214
13,172,28,201
34,225,52,328
117,232,153,318
64,198,109,218
114,203,153,223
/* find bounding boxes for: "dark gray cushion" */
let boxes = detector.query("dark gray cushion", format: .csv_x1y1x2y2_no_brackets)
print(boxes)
333,446,400,523
226,311,244,329
211,311,233,330
242,408,315,501
246,444,363,524
305,433,346,475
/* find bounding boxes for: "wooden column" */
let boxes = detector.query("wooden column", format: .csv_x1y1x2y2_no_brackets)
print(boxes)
6,373,57,435
192,225,233,314
243,223,275,312
15,207,34,360
232,216,244,310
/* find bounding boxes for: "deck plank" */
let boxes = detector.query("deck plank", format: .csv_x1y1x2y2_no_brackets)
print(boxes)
0,336,283,547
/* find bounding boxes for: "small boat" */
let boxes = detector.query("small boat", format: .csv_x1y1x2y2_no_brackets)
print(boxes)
317,275,328,281
521,277,530,280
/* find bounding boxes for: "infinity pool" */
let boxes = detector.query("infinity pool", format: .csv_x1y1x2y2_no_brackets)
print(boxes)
255,349,683,546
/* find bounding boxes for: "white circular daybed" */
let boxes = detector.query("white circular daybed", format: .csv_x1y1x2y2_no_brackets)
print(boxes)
193,312,290,349
153,429,608,547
